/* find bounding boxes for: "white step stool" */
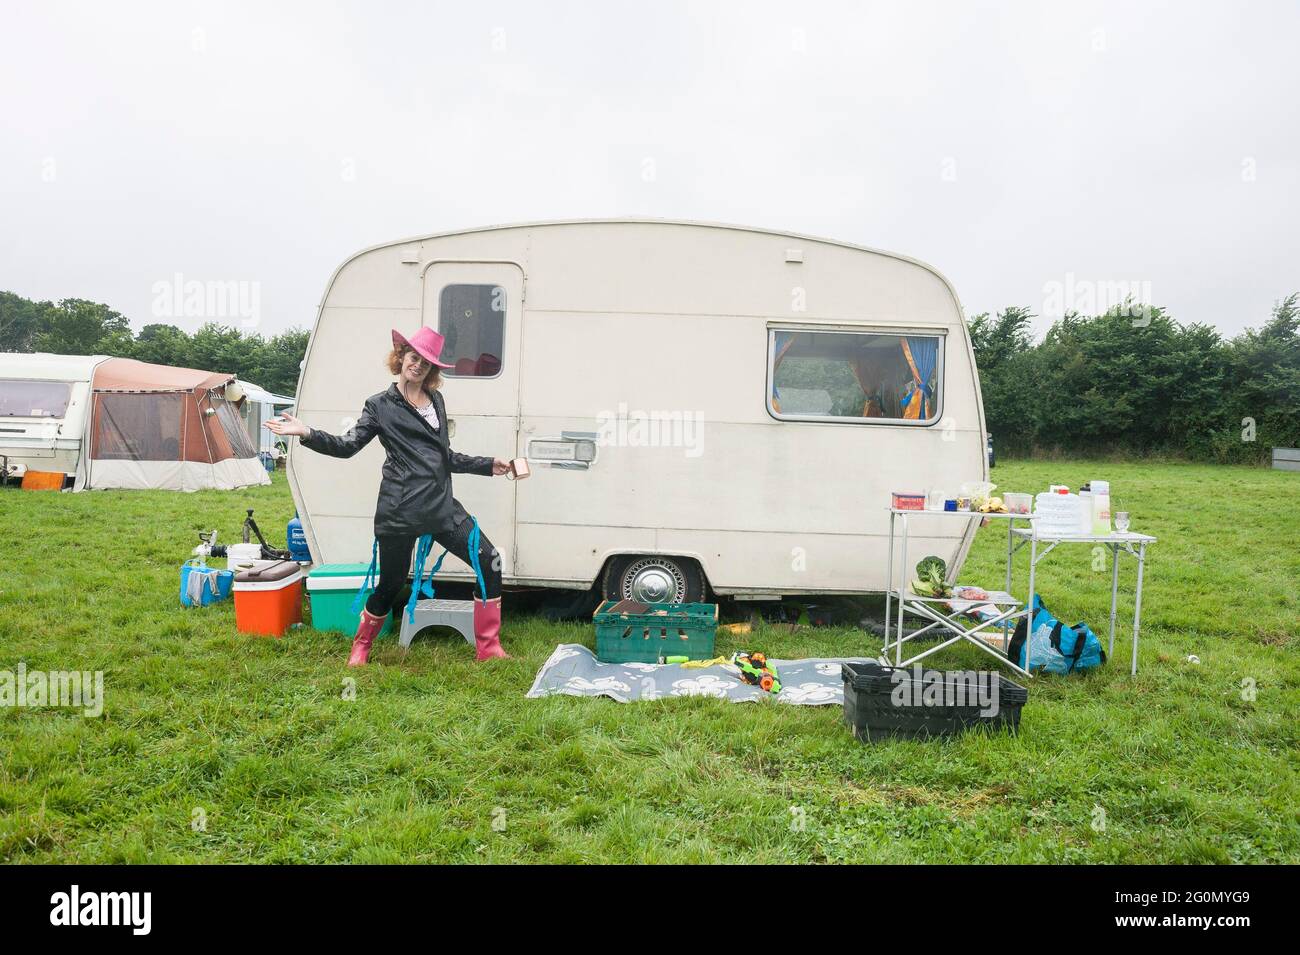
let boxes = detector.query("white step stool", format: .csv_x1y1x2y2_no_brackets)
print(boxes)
398,598,477,649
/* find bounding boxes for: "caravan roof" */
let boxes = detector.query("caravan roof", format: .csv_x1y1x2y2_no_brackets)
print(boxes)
0,352,109,383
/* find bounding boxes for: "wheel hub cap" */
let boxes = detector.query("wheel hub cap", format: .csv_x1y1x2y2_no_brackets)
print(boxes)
623,559,686,604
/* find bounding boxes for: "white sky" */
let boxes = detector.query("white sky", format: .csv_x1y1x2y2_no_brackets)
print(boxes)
2,0,1297,339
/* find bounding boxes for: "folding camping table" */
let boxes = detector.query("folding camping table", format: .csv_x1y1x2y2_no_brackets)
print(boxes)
883,508,1038,679
1008,527,1156,675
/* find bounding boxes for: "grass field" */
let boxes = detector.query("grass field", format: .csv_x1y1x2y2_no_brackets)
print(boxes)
2,460,1297,863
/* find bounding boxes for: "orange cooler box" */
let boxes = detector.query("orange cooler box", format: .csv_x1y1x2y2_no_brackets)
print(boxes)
234,561,304,636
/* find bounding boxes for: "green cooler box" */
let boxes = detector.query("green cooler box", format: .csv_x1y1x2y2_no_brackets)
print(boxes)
306,563,393,636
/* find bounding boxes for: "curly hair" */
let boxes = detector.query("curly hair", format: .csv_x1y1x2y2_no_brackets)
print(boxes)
387,345,442,392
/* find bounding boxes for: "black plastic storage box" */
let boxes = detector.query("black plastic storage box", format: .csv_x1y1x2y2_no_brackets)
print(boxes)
841,661,1028,742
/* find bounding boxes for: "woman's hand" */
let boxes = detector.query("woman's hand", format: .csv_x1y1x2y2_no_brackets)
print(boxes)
264,411,309,438
491,457,512,476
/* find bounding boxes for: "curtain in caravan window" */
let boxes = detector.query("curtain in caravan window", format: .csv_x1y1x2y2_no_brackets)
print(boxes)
94,393,184,460
848,354,890,418
770,331,796,412
900,337,939,420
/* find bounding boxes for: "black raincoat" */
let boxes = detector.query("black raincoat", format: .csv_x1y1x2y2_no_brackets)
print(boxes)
299,384,494,537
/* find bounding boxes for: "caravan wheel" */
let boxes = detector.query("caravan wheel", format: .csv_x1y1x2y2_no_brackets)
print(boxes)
602,555,706,605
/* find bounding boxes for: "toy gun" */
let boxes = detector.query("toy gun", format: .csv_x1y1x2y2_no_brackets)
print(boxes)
731,651,781,694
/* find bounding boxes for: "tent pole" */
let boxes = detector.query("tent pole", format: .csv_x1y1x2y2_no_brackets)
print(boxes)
197,391,217,491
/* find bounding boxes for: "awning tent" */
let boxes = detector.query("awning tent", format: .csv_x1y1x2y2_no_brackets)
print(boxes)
74,357,271,492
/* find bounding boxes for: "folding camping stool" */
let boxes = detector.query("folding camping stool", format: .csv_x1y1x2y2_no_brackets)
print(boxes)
398,599,476,649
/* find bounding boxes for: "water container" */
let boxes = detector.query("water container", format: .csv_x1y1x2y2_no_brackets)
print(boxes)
1091,480,1112,535
1034,489,1083,536
287,511,311,562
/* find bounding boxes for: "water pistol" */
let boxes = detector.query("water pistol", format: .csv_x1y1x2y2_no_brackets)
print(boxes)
731,651,781,694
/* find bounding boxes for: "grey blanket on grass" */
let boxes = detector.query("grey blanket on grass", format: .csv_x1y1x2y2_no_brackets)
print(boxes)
526,644,871,705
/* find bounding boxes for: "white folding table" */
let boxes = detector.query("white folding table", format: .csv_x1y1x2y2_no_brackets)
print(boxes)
1008,527,1156,675
883,508,1038,678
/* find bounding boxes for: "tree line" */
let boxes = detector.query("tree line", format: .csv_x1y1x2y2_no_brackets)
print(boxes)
4,287,1298,461
970,294,1300,462
0,291,308,396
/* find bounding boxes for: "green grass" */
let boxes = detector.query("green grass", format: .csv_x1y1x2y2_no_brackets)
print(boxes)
2,461,1298,863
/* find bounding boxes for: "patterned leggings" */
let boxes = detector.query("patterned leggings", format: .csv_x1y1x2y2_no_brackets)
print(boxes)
364,520,501,617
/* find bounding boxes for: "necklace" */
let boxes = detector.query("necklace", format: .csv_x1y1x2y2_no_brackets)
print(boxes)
401,383,431,409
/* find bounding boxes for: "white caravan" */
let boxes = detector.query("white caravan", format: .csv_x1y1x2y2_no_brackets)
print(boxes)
289,219,988,603
0,352,107,483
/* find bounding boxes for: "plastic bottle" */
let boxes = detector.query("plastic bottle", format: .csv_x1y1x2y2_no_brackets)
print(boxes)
1091,480,1111,535
1079,488,1093,535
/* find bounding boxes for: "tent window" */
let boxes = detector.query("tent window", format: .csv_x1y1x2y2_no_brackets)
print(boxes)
95,393,184,460
0,380,72,417
768,329,942,423
437,284,505,378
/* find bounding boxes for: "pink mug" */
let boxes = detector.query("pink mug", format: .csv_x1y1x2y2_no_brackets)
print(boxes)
506,457,530,481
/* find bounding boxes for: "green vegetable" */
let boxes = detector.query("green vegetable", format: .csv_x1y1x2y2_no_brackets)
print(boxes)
916,556,946,580
911,556,951,598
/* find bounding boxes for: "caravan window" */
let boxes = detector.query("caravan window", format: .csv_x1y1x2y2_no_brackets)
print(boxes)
0,380,72,417
437,284,505,378
768,329,943,423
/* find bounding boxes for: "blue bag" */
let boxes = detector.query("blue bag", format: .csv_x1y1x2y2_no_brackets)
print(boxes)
1008,594,1107,673
180,559,234,608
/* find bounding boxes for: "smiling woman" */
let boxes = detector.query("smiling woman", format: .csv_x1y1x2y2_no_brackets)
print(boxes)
267,326,512,666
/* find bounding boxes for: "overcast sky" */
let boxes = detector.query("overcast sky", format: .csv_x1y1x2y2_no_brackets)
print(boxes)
2,0,1297,339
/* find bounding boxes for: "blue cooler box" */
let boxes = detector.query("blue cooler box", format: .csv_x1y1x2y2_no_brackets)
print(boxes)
180,560,234,608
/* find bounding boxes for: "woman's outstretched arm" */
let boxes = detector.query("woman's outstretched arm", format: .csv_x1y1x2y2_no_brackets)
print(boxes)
267,402,379,459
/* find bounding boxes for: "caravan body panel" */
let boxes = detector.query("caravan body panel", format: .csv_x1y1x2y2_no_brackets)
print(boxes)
291,220,988,595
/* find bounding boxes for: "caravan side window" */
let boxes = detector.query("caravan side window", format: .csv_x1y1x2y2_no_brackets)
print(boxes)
0,380,72,417
437,284,505,378
767,329,943,424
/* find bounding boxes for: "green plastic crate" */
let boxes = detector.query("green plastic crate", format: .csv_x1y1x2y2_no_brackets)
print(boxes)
306,562,393,636
593,599,718,663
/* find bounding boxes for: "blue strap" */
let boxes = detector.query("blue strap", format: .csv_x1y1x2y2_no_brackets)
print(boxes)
400,516,490,622
466,517,488,604
405,534,434,623
350,537,380,616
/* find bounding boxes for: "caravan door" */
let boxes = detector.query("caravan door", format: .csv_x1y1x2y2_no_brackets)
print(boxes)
420,261,523,576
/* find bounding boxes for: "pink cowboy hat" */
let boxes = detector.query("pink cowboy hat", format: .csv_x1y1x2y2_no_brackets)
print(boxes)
391,326,456,368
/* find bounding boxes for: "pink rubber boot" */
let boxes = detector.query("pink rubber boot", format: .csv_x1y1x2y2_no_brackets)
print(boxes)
347,608,386,667
473,597,510,661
